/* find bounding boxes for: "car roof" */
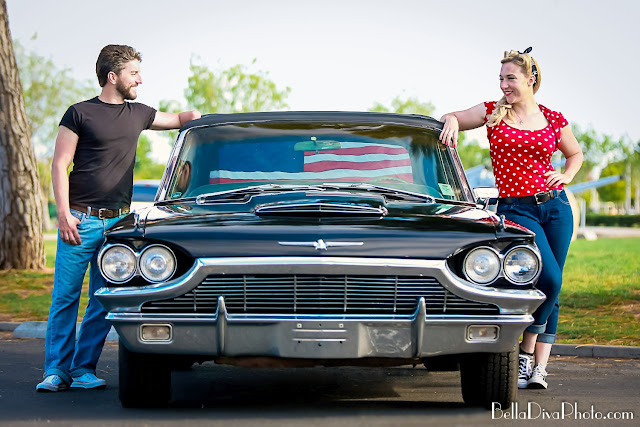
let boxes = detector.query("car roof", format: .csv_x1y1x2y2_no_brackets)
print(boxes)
180,111,444,133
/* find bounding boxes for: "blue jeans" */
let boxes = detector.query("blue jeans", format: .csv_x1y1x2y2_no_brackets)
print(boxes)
44,209,124,384
497,190,573,344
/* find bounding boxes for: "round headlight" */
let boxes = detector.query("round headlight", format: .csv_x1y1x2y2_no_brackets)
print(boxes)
464,247,501,284
504,247,540,284
139,245,176,283
100,244,137,283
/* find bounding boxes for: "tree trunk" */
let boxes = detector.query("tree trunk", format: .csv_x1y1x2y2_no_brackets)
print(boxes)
0,0,45,269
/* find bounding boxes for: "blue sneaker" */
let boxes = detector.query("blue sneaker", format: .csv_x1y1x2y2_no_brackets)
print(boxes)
36,375,69,392
70,373,106,389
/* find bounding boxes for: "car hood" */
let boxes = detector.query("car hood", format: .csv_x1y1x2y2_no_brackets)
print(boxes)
108,193,533,259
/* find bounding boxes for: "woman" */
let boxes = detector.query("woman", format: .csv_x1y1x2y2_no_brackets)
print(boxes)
440,48,583,390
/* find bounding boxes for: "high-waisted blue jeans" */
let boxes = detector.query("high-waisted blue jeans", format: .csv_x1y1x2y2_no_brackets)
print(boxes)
43,209,124,384
497,190,573,344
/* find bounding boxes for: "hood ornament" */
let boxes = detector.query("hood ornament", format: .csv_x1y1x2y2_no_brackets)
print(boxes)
278,239,363,251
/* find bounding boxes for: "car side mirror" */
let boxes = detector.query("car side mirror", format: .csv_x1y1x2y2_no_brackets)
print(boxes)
473,187,499,210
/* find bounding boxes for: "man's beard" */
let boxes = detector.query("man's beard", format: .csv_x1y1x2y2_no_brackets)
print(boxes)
116,80,137,100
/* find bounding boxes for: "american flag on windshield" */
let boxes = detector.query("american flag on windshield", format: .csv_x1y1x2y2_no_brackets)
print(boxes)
209,142,413,184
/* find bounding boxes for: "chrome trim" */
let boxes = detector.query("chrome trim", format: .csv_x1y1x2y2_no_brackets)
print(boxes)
503,244,542,285
157,130,188,202
498,214,506,231
447,143,476,202
139,323,173,342
462,246,502,285
278,239,364,251
466,324,500,342
461,244,542,287
96,257,546,315
106,302,536,357
138,244,178,283
256,202,388,217
97,243,138,284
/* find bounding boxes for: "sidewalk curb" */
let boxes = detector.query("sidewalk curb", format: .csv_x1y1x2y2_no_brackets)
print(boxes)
2,321,639,358
2,321,119,342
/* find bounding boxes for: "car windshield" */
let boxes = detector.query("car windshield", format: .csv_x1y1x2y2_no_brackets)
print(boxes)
165,122,465,201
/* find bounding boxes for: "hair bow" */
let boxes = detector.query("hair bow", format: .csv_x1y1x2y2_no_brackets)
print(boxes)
518,47,538,77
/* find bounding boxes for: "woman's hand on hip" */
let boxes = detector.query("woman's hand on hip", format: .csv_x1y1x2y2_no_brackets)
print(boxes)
544,170,573,188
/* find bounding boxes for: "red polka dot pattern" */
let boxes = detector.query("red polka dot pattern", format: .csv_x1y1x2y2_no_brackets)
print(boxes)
483,101,569,198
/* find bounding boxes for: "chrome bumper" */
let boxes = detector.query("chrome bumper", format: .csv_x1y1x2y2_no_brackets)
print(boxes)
96,257,545,358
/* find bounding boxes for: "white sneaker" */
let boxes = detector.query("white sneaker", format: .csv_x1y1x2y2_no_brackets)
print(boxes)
518,353,533,389
527,363,548,389
71,373,106,389
36,375,69,392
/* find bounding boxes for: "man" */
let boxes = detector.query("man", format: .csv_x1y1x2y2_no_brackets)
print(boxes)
36,45,201,392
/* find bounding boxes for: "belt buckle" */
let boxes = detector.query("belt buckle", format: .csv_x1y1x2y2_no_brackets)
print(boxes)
98,208,109,219
534,192,545,204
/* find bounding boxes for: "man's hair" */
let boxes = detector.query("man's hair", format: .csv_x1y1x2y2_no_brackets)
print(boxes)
96,45,142,87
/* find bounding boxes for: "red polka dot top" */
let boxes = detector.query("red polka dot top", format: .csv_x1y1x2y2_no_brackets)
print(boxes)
483,101,569,198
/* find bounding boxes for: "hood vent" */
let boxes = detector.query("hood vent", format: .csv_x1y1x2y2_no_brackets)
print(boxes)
255,202,388,218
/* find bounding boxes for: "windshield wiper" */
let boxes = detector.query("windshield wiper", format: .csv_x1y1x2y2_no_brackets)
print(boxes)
194,182,436,205
195,184,329,204
315,183,436,203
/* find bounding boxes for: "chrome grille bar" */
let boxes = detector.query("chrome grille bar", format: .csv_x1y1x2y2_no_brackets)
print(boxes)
141,274,499,315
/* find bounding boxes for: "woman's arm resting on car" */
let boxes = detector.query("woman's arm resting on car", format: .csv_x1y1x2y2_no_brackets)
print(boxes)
439,103,487,147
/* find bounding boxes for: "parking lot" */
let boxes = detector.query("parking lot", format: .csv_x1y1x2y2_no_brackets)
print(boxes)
1,332,637,426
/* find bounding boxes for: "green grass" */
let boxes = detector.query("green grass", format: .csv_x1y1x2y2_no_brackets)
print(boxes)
557,238,640,346
1,237,639,346
0,239,89,322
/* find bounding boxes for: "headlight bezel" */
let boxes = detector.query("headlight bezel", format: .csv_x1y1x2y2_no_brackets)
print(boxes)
462,246,502,285
503,245,542,284
138,244,177,283
459,243,541,287
98,242,180,285
98,243,138,284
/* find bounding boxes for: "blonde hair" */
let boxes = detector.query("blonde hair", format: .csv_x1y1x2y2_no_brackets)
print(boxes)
487,50,542,127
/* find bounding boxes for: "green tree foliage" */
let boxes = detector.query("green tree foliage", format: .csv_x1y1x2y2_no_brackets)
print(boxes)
457,139,491,169
569,124,633,205
597,140,640,205
14,37,94,159
184,56,291,114
134,134,165,179
570,124,622,178
597,161,626,202
158,56,292,152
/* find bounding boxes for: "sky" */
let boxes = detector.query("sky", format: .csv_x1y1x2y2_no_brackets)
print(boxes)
6,0,640,162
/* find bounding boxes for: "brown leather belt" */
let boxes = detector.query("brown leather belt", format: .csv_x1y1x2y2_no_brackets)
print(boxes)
499,190,559,205
69,205,130,219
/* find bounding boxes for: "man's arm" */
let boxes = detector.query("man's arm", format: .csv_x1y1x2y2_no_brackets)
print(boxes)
150,110,201,130
52,126,82,245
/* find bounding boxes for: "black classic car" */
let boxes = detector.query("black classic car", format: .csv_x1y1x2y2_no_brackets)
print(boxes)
95,111,545,408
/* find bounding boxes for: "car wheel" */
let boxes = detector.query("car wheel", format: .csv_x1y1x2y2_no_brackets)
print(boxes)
118,342,171,408
459,347,517,409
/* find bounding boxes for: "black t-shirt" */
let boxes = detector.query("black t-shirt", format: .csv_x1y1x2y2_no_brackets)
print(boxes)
60,97,157,209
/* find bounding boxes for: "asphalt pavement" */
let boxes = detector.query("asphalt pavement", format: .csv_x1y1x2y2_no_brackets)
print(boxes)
1,331,638,426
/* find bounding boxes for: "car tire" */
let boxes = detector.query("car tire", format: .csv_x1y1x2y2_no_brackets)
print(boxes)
459,347,517,409
118,342,171,408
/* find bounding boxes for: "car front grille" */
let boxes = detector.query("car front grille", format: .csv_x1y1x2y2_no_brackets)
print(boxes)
141,274,499,315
